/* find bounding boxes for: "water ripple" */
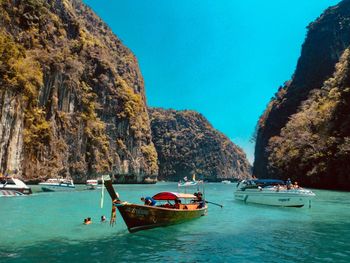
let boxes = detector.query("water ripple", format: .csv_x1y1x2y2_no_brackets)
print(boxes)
1,183,350,262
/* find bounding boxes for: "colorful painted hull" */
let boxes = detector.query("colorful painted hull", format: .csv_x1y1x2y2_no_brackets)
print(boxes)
117,203,208,233
0,190,25,197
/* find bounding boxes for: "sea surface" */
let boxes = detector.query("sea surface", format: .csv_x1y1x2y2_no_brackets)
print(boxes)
0,183,349,263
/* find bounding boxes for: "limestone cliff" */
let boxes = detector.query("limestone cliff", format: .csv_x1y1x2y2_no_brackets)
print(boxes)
149,108,251,182
254,0,350,190
0,0,158,183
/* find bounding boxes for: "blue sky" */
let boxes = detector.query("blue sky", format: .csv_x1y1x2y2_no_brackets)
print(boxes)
84,0,339,163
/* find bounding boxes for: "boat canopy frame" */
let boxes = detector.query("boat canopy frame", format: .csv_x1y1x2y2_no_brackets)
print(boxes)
152,192,196,201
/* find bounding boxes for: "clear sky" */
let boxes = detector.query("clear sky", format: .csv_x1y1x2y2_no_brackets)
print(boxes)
84,0,339,163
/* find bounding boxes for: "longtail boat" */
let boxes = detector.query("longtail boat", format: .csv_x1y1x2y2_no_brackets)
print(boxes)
103,177,208,233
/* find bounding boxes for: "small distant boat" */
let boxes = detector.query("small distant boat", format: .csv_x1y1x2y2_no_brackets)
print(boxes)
0,177,32,196
39,178,75,192
177,180,198,187
86,179,98,190
177,174,202,187
221,180,231,184
234,179,315,207
103,177,208,233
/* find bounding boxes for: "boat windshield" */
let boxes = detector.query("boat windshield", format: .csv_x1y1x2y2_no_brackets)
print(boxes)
0,178,15,185
239,179,286,190
47,179,59,183
253,179,285,186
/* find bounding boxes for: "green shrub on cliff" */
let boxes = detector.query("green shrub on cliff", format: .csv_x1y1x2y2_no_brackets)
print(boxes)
24,107,52,154
0,31,48,163
116,77,143,120
0,32,43,97
80,82,111,173
141,145,158,175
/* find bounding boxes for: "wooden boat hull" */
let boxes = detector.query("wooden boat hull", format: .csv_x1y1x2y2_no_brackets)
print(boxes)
117,204,208,233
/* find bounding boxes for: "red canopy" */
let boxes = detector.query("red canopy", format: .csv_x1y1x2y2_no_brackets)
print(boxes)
152,192,196,200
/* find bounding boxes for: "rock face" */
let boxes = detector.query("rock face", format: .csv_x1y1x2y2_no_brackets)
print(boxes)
149,108,252,182
0,0,158,183
254,0,350,190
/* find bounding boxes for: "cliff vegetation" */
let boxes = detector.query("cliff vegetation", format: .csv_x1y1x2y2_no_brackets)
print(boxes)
0,0,158,182
254,0,350,190
149,108,251,182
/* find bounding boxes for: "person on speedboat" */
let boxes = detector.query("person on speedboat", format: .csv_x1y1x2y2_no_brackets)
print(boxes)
292,182,302,189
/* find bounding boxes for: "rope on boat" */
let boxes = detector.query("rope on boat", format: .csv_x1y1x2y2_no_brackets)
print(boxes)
110,204,116,226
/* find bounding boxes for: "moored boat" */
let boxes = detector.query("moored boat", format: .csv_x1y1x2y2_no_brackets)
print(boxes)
0,177,32,196
234,179,315,207
39,178,75,192
221,180,231,184
86,179,98,190
103,177,208,233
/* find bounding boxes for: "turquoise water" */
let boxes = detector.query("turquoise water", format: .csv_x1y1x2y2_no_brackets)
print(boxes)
1,183,349,262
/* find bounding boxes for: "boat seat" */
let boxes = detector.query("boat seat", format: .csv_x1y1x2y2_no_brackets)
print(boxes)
179,204,198,210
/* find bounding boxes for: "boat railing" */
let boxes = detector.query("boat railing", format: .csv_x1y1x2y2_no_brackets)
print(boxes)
243,185,315,195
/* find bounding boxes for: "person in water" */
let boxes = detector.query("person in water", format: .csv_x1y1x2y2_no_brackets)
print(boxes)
141,196,156,206
101,215,106,222
83,218,92,225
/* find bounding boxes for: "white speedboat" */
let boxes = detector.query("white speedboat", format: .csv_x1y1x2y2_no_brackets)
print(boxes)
221,180,231,184
39,178,75,192
0,177,32,196
86,179,98,190
234,179,315,207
